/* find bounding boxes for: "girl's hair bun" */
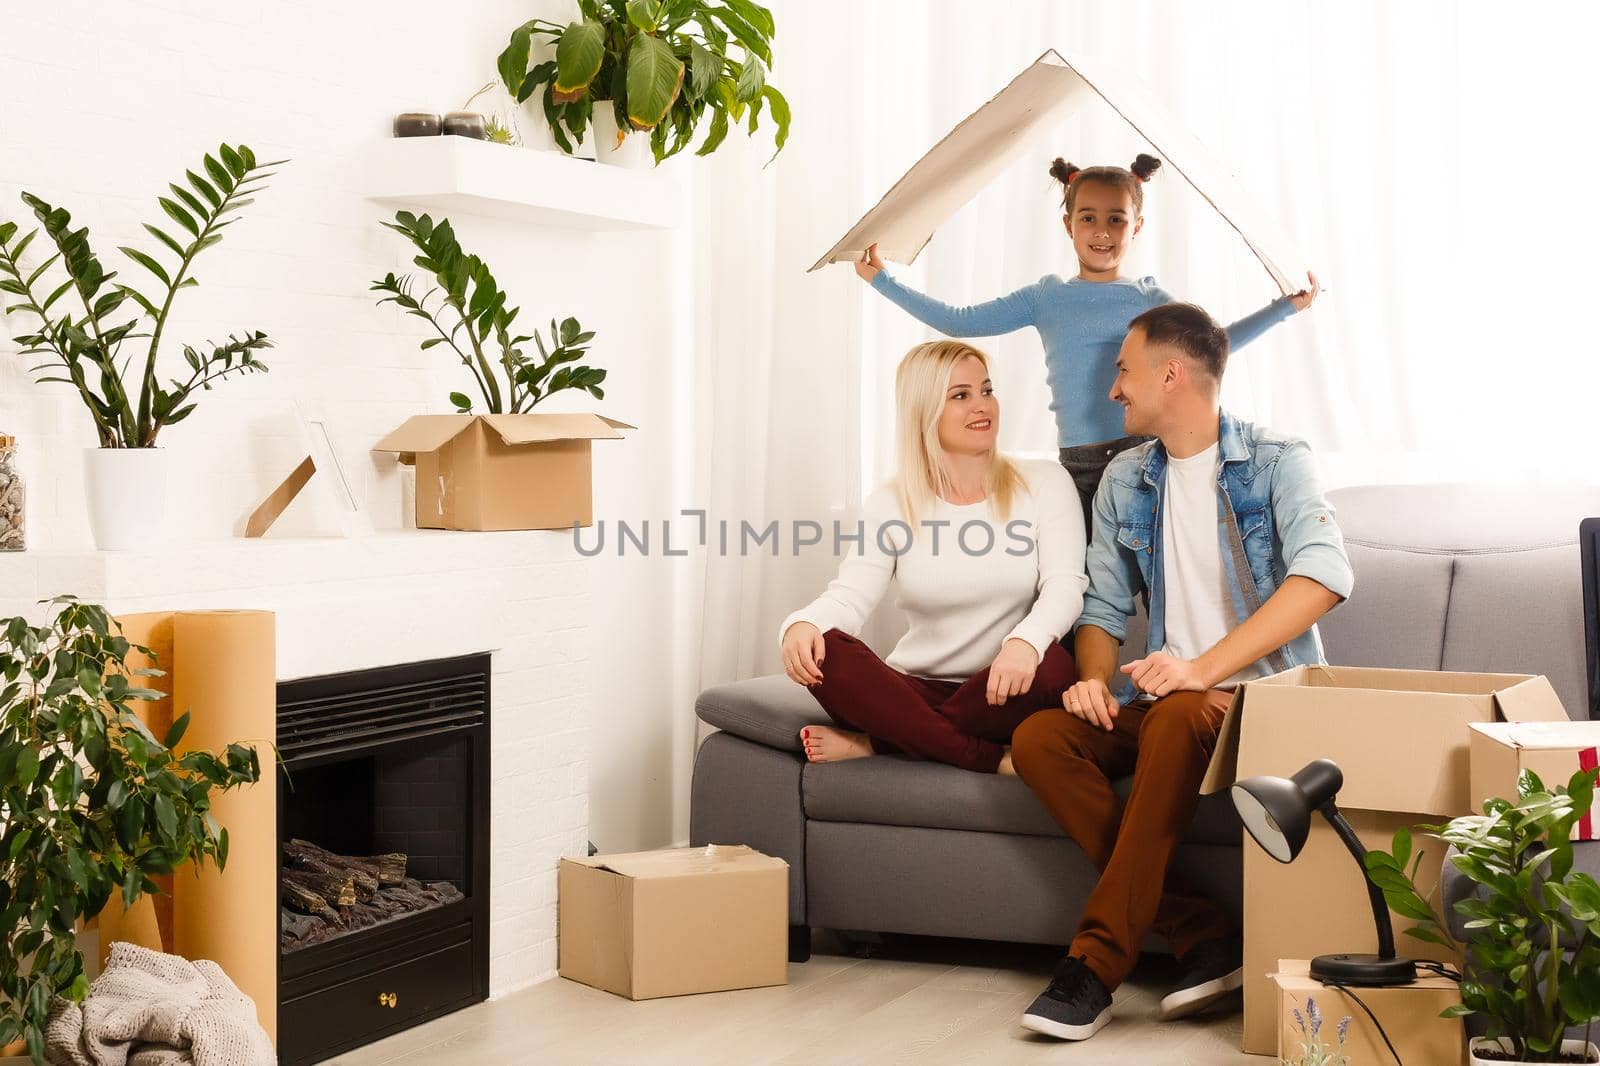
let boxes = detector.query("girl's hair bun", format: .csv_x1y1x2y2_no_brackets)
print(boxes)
1049,157,1081,187
1129,153,1163,182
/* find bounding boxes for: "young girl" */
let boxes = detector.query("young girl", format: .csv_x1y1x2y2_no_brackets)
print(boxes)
781,339,1086,774
856,154,1319,521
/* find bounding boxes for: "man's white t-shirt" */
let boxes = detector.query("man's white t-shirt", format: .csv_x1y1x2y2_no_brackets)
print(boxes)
1159,442,1262,690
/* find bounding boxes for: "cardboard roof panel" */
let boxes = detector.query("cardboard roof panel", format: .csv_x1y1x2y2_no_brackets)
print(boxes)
812,49,1311,295
575,845,784,880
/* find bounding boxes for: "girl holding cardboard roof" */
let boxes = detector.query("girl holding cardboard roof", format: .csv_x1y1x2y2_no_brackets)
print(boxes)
856,153,1320,523
780,338,1086,774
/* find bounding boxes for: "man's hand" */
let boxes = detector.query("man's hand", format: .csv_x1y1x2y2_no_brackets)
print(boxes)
781,621,825,686
1121,651,1209,697
854,242,884,283
1063,677,1120,731
986,638,1038,706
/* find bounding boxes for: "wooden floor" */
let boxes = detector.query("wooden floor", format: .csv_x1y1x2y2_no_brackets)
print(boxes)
329,933,1258,1065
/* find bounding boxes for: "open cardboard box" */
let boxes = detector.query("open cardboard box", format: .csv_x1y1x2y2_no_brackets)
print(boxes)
558,845,788,1001
1201,665,1569,1054
373,412,631,531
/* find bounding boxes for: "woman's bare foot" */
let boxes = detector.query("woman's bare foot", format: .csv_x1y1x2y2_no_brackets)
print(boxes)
800,725,873,763
996,748,1017,776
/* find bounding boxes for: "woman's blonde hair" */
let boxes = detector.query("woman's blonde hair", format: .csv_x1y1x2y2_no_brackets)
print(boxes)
893,339,1025,528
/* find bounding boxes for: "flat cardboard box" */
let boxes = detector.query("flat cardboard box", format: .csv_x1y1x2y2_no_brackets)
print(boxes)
1202,666,1568,1054
372,412,631,531
1471,721,1600,839
558,844,788,1000
1274,959,1463,1065
811,49,1310,295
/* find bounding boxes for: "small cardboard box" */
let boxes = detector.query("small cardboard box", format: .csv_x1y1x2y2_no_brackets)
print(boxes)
372,413,631,531
558,844,788,1000
1471,721,1600,837
1202,666,1568,1054
1274,959,1463,1065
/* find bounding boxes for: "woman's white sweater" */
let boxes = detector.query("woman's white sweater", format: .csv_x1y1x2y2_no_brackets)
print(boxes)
779,459,1087,681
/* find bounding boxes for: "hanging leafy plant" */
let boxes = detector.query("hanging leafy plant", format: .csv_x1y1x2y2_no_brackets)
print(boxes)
497,0,789,164
0,598,263,1063
371,211,603,413
0,144,281,448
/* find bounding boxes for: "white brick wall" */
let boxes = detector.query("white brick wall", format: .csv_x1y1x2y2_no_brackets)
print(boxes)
0,530,591,995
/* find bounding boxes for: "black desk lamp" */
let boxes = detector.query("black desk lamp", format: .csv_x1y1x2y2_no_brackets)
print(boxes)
1230,758,1417,987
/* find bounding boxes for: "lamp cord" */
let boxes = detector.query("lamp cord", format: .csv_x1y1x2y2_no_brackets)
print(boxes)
1416,960,1463,982
1327,981,1404,1066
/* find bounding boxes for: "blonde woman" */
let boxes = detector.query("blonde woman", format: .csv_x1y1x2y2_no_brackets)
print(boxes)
779,340,1087,774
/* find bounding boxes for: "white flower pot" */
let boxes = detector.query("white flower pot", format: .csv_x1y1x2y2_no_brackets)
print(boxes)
591,107,648,168
1470,1036,1600,1064
83,447,167,551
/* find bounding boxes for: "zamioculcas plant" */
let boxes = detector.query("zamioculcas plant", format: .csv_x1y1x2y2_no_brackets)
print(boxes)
1366,768,1600,1063
371,211,603,413
0,144,282,447
497,0,789,164
0,598,263,1064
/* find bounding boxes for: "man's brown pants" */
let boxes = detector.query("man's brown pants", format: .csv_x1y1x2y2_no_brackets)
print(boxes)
1011,688,1235,991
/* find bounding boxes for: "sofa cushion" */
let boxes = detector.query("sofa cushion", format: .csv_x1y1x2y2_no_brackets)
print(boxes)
801,754,1241,846
696,674,828,752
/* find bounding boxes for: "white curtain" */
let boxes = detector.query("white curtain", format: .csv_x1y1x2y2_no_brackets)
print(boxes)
683,0,1600,718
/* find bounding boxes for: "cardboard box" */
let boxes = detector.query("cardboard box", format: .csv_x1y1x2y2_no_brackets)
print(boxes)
1471,721,1600,838
372,413,631,531
558,844,788,1000
810,49,1310,296
1202,666,1568,1054
1274,959,1463,1065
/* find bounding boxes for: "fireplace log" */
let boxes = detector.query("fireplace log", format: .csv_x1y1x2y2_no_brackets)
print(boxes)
281,876,340,916
284,840,380,901
362,852,408,886
283,867,357,909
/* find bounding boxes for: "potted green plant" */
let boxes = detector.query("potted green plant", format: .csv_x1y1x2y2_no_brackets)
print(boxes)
1283,996,1352,1066
371,211,603,412
0,144,282,550
496,0,789,167
1365,768,1600,1064
0,597,263,1064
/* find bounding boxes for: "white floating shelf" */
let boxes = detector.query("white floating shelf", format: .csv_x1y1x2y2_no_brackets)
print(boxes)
364,136,681,231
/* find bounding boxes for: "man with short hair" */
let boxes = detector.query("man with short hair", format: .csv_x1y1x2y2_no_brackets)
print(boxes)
1012,302,1354,1042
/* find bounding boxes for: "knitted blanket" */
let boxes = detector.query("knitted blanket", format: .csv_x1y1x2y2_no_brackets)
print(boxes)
44,942,274,1066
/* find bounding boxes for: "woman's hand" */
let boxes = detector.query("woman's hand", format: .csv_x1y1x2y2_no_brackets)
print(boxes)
854,242,884,283
782,621,826,686
1289,270,1320,312
986,638,1039,705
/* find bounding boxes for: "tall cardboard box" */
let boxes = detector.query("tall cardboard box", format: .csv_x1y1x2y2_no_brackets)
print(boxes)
372,413,631,531
1201,666,1568,1054
1274,959,1464,1065
559,845,788,1000
1471,721,1600,836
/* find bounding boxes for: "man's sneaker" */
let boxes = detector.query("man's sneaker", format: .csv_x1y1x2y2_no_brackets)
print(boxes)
1158,936,1244,1021
1021,954,1114,1041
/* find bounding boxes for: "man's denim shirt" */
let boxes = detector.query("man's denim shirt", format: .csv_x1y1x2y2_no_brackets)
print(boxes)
1078,409,1355,703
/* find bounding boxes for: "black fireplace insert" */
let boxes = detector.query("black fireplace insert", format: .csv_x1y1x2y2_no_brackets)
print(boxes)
276,653,490,1066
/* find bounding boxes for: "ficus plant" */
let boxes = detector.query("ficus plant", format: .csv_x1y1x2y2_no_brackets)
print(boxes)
0,598,263,1064
0,143,281,448
1365,768,1600,1062
371,211,603,414
497,0,789,164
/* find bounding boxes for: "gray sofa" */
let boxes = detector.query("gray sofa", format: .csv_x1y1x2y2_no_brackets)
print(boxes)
690,484,1600,961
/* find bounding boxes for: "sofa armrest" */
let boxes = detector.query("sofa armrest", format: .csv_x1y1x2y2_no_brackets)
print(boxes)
696,674,830,754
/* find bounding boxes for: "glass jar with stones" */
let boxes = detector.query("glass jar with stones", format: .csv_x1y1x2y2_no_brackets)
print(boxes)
0,435,22,551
